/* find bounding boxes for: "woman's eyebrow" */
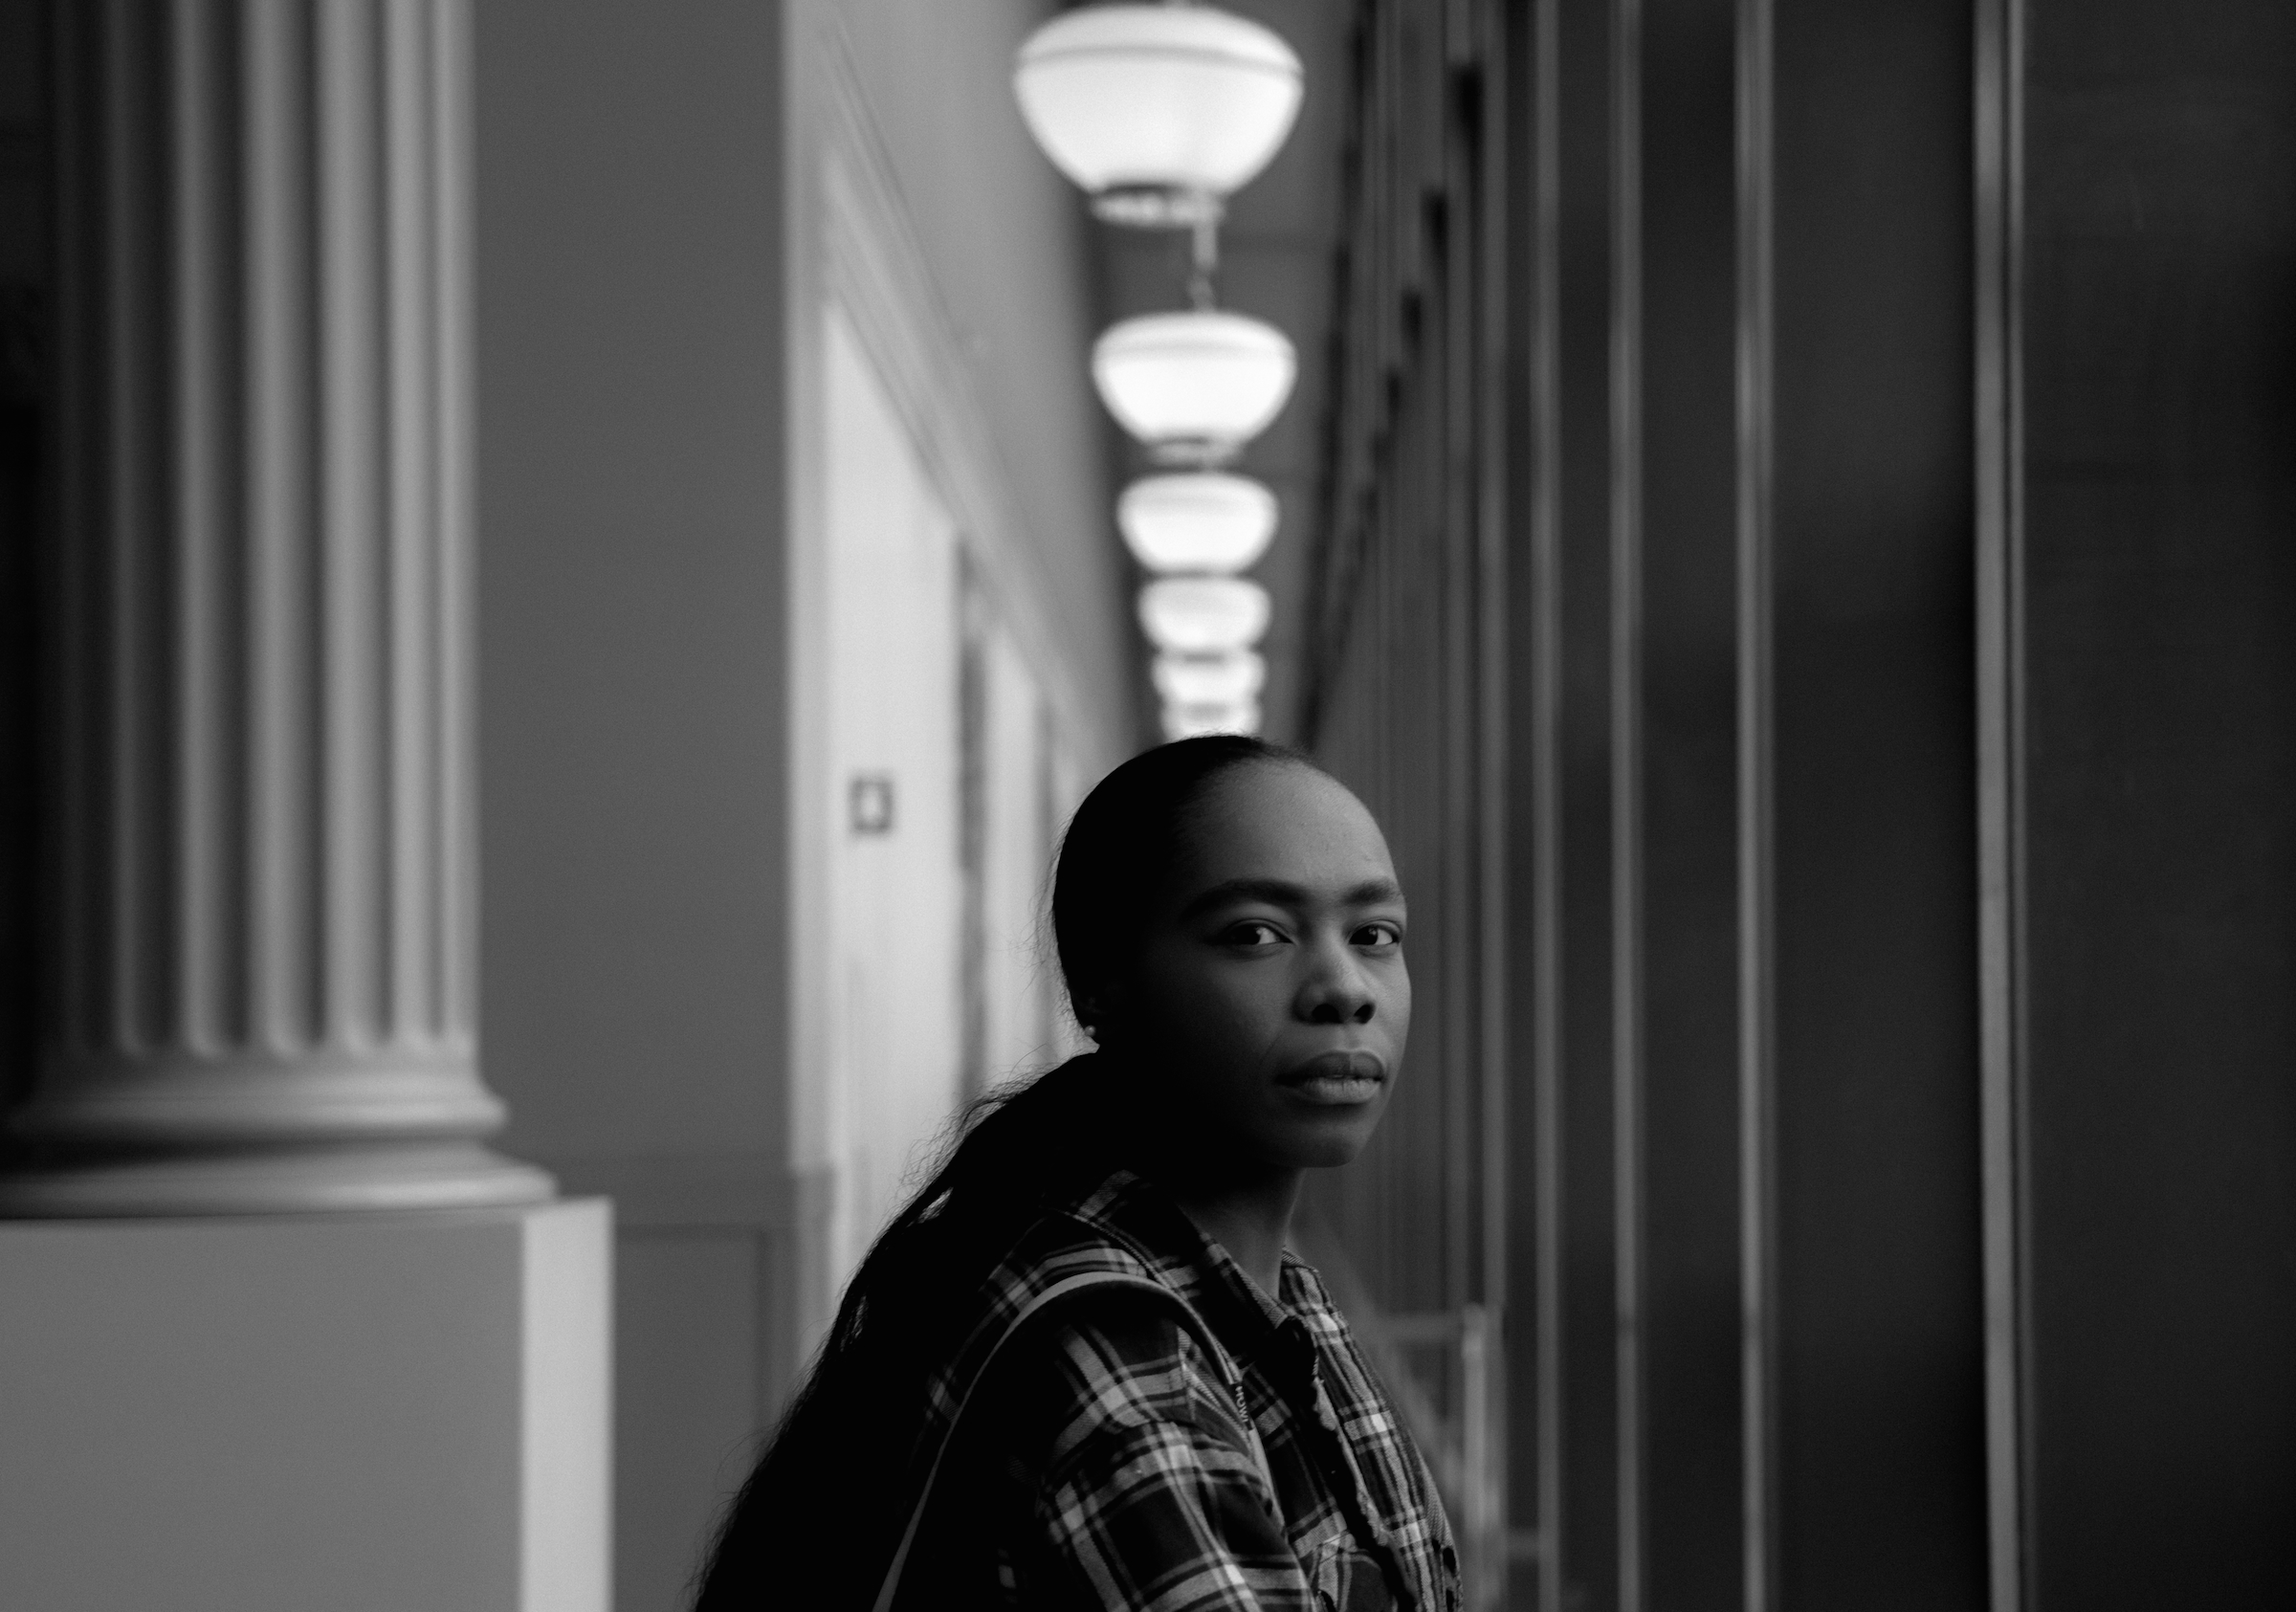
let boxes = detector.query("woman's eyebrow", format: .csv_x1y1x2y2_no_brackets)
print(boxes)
1177,875,1405,920
1178,878,1307,920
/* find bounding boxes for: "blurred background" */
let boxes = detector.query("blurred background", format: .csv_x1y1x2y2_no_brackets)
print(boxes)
1,2,2292,1610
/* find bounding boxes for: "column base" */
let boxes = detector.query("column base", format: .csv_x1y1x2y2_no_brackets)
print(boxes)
0,1199,610,1612
0,1140,556,1217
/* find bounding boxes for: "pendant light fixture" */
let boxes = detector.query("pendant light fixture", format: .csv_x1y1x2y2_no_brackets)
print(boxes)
1014,4,1308,740
1014,3,1305,228
1138,576,1270,654
1120,473,1278,574
1093,311,1296,463
1152,649,1266,707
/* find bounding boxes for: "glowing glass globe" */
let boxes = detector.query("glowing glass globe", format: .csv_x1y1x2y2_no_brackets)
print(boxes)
1014,4,1305,227
1093,311,1296,461
1152,650,1266,707
1119,474,1278,574
1137,577,1270,654
1163,697,1263,740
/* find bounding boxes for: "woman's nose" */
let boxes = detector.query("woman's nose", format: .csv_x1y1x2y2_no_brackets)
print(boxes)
1299,940,1376,1024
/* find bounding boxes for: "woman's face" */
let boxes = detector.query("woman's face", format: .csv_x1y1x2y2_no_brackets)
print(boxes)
1114,761,1411,1177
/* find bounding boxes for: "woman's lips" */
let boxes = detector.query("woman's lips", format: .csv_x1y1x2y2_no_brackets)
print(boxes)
1279,1050,1388,1107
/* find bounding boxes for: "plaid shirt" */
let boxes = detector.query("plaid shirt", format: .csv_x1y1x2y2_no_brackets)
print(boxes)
896,1170,1459,1611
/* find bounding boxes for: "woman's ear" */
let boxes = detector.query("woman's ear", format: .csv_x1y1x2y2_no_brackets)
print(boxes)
1072,984,1105,1037
1079,977,1136,1045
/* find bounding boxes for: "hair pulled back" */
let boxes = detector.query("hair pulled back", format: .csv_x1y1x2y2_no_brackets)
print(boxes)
694,734,1306,1610
1052,731,1297,1038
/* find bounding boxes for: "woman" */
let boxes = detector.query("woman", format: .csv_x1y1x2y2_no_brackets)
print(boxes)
695,736,1457,1611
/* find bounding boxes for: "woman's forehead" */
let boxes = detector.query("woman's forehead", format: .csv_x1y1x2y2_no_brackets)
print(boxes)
1177,762,1397,888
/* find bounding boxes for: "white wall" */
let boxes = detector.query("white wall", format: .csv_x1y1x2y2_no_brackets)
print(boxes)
977,623,1063,1088
820,305,967,1281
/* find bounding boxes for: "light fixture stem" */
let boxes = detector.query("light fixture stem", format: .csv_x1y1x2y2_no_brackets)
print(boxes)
1189,216,1220,309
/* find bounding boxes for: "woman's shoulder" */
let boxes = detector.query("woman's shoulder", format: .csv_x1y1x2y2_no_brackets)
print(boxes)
965,1168,1207,1320
927,1171,1243,1444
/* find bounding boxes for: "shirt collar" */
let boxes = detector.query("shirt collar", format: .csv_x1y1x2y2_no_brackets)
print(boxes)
1071,1169,1336,1385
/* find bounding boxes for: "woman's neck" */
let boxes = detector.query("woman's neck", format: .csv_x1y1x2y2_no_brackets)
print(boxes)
1154,1165,1301,1299
1095,1045,1302,1295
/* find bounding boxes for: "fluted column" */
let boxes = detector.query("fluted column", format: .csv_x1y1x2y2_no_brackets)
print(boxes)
0,0,549,1213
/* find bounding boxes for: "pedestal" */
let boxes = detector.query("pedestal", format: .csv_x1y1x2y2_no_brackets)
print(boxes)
0,1200,610,1612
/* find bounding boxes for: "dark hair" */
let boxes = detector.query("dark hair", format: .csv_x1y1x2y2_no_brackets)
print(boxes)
1052,732,1302,1039
693,734,1306,1610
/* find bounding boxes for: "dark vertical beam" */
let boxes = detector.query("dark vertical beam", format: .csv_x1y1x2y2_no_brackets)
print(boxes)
1556,0,1621,1595
1768,0,1989,1601
1474,2,1518,1601
1607,0,1647,1606
2017,2,2296,1603
1521,0,1565,1601
1426,9,1509,1598
1442,4,1480,1331
1637,0,1742,1602
1732,3,1779,1610
1973,0,2031,1607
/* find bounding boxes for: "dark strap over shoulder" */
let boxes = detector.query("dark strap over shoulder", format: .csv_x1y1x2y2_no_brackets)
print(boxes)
870,1270,1275,1612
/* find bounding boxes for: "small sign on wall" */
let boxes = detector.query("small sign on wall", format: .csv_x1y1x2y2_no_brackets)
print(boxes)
849,772,896,836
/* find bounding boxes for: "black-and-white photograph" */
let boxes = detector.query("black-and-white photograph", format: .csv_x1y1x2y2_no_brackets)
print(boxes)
0,3,2289,1609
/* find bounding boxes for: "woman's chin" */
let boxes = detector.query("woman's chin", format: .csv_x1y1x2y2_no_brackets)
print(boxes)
1296,1137,1371,1170
1277,1106,1387,1170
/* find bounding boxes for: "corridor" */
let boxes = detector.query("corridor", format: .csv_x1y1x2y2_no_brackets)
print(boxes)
1,3,2290,1609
